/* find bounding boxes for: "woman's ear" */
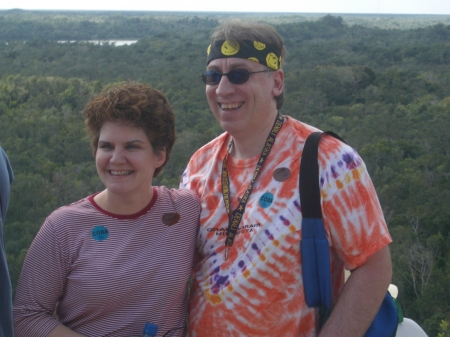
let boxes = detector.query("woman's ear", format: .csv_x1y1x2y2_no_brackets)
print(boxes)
155,149,167,168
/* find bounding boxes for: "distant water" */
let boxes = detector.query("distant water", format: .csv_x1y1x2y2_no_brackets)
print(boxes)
57,40,138,46
3,40,138,46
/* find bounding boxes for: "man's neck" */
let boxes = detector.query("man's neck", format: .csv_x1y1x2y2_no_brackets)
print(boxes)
229,112,281,160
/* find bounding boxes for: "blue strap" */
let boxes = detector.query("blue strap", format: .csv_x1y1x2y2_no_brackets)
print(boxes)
366,293,398,336
299,132,341,310
301,217,331,310
299,132,398,337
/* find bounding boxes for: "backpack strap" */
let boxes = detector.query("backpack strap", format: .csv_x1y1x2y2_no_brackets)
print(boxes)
299,131,344,312
299,131,399,337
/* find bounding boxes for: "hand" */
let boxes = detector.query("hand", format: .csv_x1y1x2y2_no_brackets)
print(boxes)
47,324,88,337
318,246,392,337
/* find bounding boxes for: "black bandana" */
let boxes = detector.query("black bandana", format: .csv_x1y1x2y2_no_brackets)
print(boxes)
206,40,282,70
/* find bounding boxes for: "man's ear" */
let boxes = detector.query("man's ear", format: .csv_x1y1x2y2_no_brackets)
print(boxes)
271,69,284,97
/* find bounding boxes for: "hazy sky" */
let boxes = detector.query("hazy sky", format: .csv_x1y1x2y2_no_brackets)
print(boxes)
1,0,450,14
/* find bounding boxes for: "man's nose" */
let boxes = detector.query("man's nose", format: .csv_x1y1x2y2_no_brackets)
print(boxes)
215,74,236,96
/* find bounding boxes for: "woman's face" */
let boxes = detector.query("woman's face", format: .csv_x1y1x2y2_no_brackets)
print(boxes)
95,122,165,200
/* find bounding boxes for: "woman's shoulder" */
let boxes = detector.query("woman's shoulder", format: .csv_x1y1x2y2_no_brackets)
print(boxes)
46,195,96,223
157,186,201,217
36,196,99,243
155,186,200,203
153,187,200,227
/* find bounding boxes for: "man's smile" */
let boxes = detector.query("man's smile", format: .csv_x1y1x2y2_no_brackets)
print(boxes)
219,102,244,110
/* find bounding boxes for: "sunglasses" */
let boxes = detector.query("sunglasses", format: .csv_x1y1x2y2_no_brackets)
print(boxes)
201,69,267,85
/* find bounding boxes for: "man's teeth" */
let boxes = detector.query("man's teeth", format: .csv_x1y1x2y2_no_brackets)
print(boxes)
220,102,243,109
110,171,132,176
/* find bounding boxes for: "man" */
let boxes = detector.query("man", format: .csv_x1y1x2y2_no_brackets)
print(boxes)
0,147,14,337
181,20,392,337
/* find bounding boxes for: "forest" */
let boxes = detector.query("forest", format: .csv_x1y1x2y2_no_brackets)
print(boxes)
1,10,450,336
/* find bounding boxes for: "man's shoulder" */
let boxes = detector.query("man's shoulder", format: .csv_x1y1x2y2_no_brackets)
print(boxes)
181,133,229,192
283,116,350,153
184,132,228,174
0,147,13,186
283,116,321,141
0,147,13,224
191,132,228,159
319,132,360,165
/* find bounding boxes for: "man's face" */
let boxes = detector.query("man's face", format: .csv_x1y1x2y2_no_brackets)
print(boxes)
205,57,284,141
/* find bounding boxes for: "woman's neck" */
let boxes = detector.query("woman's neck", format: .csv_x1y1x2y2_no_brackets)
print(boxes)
94,188,154,215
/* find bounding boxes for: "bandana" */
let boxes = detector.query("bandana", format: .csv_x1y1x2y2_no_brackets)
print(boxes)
206,40,282,70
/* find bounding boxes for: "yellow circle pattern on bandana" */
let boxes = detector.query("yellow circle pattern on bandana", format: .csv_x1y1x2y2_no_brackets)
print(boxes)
266,53,279,70
206,40,282,70
221,41,240,56
253,41,266,50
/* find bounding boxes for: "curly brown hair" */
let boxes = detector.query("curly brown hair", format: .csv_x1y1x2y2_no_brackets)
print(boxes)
83,81,175,177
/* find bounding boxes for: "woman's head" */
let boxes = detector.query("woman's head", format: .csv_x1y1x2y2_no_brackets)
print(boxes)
83,82,175,177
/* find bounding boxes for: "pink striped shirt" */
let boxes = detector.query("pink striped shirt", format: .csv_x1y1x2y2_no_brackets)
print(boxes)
13,186,200,337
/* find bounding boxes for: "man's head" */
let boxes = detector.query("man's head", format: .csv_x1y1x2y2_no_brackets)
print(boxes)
207,20,286,110
203,20,285,142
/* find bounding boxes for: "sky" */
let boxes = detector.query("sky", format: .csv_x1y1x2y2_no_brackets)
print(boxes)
1,0,450,15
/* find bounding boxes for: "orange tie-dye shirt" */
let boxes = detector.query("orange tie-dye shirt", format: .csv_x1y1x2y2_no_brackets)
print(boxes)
181,116,392,337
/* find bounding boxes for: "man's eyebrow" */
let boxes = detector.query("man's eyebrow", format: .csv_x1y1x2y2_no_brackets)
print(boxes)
206,65,221,71
206,61,251,71
229,62,250,69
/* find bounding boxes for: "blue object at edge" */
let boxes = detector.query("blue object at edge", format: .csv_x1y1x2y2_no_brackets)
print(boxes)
301,217,331,310
143,322,158,337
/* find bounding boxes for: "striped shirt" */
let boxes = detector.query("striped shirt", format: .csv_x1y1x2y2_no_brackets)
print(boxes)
13,186,200,337
181,116,392,337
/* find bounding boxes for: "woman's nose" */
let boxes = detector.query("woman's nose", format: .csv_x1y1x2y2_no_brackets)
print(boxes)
110,149,126,163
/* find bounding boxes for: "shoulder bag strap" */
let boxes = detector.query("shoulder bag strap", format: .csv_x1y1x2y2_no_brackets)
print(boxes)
300,131,344,311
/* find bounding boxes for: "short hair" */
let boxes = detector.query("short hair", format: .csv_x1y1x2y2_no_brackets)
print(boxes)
83,81,175,177
210,20,286,110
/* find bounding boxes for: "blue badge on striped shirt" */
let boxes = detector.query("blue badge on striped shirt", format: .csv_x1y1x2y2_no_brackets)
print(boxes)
92,226,109,241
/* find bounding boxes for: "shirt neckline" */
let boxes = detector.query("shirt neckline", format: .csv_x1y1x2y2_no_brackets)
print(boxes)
88,187,158,220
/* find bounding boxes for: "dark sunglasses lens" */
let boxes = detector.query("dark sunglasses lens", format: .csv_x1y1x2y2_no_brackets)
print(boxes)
202,71,222,85
228,69,250,84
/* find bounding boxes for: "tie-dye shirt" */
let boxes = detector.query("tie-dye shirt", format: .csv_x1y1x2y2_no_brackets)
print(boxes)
181,116,392,337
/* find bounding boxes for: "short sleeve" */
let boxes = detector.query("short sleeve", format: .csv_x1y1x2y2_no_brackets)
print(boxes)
13,217,69,337
318,135,392,270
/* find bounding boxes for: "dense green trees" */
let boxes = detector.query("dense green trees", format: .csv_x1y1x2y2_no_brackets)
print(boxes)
1,12,449,335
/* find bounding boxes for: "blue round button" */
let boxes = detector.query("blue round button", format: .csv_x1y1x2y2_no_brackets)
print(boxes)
259,192,274,208
91,226,109,241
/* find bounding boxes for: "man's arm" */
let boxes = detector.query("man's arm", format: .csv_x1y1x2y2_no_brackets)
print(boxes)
319,245,392,337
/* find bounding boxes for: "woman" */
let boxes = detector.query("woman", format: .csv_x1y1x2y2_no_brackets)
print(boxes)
13,82,200,337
